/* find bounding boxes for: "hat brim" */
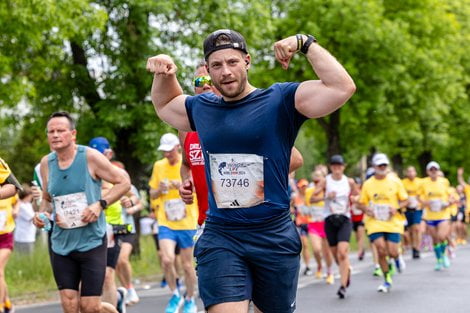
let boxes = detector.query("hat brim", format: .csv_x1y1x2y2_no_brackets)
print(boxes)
158,144,177,152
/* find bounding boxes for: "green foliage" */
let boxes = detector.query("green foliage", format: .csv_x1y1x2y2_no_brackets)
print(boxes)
1,0,469,184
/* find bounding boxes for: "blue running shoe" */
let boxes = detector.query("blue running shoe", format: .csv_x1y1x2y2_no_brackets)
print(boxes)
165,293,182,313
183,298,197,313
377,282,392,293
116,287,127,313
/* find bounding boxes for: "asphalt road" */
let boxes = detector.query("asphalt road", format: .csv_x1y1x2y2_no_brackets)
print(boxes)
16,244,470,313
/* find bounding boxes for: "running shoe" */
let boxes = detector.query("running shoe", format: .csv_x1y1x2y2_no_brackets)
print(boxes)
434,260,443,271
442,254,451,268
337,286,347,299
183,297,197,313
412,249,420,259
448,246,456,259
160,278,168,288
326,273,335,285
116,287,127,313
315,270,323,279
165,293,182,313
373,267,383,277
126,287,140,305
303,267,313,276
358,250,365,261
4,306,14,313
176,277,183,290
377,282,392,293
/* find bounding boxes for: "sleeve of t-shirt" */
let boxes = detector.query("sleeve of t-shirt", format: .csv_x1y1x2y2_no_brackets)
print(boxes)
278,82,309,130
185,96,197,131
397,180,408,201
359,183,370,205
148,162,161,189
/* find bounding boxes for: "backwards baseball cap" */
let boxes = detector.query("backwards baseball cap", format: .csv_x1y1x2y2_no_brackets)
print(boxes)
158,133,180,152
426,161,440,171
372,153,390,166
203,29,248,60
88,137,110,154
330,154,345,165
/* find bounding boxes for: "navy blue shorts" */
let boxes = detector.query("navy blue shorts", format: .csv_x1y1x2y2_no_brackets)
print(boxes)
405,209,423,226
369,232,401,243
425,219,448,227
297,223,308,237
195,212,301,312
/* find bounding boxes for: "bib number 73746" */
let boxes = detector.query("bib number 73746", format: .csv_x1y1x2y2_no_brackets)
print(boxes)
210,153,264,209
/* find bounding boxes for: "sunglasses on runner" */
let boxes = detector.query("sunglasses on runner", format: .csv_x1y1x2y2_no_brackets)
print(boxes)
194,75,212,87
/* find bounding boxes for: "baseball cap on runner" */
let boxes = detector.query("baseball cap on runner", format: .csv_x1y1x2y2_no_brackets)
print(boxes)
88,137,110,154
158,133,180,152
372,153,390,166
203,29,248,60
426,161,440,171
330,154,345,165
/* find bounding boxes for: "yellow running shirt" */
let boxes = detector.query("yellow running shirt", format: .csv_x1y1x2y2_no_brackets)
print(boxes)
149,158,197,230
0,196,17,234
401,177,422,210
419,177,451,221
360,176,408,235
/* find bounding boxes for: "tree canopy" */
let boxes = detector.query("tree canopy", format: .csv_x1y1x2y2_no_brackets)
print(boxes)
1,0,469,186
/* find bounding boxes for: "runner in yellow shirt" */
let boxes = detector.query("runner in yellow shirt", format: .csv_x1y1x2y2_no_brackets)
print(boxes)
149,133,198,313
457,167,470,222
0,158,20,200
358,153,408,293
401,166,423,259
418,161,453,271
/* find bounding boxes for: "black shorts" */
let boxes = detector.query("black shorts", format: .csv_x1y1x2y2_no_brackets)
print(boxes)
324,215,352,247
107,243,121,269
352,220,364,232
117,233,137,245
153,233,181,255
52,236,107,296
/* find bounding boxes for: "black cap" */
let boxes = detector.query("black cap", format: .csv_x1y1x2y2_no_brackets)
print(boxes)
203,29,248,60
330,154,345,165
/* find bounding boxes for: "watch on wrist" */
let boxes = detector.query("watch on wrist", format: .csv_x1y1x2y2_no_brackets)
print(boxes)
300,34,317,54
99,199,108,210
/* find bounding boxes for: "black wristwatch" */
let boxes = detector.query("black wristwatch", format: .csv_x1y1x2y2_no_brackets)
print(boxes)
99,199,108,210
300,35,317,54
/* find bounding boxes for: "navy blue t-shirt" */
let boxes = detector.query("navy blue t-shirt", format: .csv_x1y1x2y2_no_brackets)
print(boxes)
185,82,307,224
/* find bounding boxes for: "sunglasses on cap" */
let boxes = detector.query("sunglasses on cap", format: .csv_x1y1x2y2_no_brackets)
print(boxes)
194,75,212,87
377,164,388,168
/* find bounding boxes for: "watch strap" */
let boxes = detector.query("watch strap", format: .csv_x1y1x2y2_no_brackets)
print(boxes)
300,35,317,54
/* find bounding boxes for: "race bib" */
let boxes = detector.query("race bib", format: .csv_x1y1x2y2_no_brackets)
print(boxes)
309,206,325,221
0,211,7,231
351,206,363,216
408,196,419,209
372,203,391,221
298,205,310,216
210,154,264,208
327,196,349,215
53,192,88,229
429,199,443,212
164,199,186,221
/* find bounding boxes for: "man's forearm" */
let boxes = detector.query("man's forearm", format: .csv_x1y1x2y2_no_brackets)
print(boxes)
103,181,131,205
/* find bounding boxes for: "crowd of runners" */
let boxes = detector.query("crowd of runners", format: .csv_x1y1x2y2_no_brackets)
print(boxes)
290,154,470,298
0,28,468,313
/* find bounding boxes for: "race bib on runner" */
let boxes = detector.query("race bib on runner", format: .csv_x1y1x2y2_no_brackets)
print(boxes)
327,196,349,215
372,203,391,221
429,199,443,212
53,192,88,229
164,199,186,221
0,211,6,231
309,206,325,221
408,196,419,209
210,153,264,209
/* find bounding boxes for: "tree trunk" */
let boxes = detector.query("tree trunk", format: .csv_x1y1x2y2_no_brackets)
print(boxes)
418,150,432,176
326,110,341,158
